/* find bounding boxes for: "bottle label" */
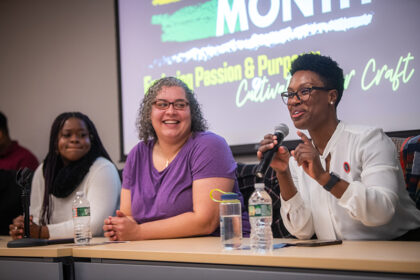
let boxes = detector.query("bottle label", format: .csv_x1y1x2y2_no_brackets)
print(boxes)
248,204,272,217
73,207,90,217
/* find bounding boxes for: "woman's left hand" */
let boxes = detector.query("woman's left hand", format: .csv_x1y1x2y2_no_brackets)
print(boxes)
106,210,139,241
291,131,326,181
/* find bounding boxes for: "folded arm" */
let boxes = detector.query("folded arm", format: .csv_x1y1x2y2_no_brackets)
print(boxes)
104,177,234,241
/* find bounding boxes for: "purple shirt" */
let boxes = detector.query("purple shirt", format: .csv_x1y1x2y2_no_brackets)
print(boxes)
123,131,250,236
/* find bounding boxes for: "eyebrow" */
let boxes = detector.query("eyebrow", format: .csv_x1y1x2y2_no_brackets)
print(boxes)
61,128,88,133
287,84,315,91
156,98,188,102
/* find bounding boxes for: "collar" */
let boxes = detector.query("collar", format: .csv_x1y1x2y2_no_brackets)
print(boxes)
319,121,344,160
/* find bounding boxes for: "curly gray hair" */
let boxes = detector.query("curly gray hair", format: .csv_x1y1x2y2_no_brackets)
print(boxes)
137,77,208,142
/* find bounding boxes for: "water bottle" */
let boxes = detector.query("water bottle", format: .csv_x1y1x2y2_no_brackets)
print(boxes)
248,183,273,253
219,193,242,249
72,191,92,245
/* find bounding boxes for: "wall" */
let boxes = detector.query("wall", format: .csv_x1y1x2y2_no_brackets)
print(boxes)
0,0,126,167
0,0,258,167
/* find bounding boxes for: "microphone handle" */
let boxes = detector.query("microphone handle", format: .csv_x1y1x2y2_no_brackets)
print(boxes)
255,132,285,178
23,192,30,238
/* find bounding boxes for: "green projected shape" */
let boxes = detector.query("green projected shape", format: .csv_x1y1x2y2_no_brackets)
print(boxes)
151,0,241,42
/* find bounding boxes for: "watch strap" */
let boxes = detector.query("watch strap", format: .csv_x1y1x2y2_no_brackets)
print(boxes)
323,172,340,191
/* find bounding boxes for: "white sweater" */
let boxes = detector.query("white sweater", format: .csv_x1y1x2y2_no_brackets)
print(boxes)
30,157,121,239
281,122,420,240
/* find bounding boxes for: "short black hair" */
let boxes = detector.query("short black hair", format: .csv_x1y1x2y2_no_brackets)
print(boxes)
290,53,344,107
0,111,9,135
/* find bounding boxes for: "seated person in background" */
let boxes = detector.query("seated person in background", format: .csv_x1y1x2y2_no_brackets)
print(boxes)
0,170,21,235
258,53,420,241
0,111,39,171
0,111,39,235
9,112,121,239
104,77,250,241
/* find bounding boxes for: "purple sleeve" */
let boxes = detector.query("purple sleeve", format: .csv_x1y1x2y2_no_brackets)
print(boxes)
190,133,236,181
122,144,137,190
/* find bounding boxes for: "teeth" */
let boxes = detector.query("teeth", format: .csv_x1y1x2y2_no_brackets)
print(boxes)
163,120,179,124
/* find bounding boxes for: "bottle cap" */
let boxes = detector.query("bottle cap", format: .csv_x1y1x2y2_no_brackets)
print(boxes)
221,193,239,200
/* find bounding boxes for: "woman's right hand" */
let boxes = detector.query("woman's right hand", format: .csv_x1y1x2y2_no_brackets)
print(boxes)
257,133,291,173
9,215,43,239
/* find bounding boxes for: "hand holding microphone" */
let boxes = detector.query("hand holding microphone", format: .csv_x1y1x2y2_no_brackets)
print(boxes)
256,124,289,178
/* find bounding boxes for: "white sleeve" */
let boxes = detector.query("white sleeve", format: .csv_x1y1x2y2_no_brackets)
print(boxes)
29,165,45,225
279,160,315,239
338,128,400,226
47,160,121,239
29,165,77,239
84,162,121,237
46,219,74,239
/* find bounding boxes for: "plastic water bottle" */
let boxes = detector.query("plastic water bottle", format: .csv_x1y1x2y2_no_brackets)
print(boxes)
219,193,242,249
72,191,92,245
248,183,273,253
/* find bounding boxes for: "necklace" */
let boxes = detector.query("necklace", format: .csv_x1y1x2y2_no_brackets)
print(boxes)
156,138,189,169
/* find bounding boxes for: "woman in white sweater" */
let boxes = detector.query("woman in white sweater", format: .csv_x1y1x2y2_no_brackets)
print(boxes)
9,112,121,240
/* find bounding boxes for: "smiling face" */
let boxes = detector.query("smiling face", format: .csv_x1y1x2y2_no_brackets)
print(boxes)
287,70,336,131
151,86,192,144
57,117,91,165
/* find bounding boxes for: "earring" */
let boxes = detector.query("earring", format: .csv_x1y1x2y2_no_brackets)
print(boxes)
330,101,334,105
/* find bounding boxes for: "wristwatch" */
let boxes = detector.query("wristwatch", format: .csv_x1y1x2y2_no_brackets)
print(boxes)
323,172,340,191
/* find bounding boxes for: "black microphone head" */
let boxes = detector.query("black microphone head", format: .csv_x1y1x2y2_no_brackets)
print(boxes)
274,123,289,138
16,168,34,191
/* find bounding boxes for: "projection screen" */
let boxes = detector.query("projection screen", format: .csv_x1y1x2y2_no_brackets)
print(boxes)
116,0,420,158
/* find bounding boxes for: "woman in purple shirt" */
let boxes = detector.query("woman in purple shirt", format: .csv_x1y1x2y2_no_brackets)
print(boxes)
104,77,250,240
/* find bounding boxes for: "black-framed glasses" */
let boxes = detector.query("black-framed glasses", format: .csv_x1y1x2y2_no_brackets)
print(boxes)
280,86,332,105
152,99,190,110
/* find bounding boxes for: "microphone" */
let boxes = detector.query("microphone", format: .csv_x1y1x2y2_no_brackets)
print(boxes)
255,124,289,178
16,168,33,238
7,168,74,248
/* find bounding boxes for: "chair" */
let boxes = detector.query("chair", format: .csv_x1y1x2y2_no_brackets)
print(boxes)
399,135,420,209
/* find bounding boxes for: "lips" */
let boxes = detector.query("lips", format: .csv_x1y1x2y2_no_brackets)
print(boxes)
66,147,84,151
291,109,305,119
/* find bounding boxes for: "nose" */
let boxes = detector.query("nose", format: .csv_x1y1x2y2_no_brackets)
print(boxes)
288,94,301,105
69,135,80,143
165,103,177,113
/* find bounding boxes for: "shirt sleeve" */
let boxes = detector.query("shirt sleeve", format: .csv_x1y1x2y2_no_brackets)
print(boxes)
122,144,137,190
279,159,315,239
189,133,236,181
338,128,400,226
47,160,121,239
84,162,121,237
29,165,44,225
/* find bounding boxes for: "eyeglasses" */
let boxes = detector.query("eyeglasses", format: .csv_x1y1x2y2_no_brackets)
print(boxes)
280,86,332,105
152,99,189,110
